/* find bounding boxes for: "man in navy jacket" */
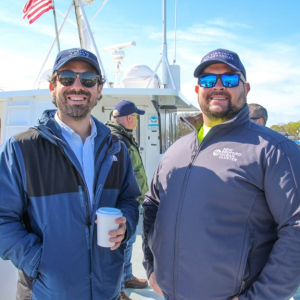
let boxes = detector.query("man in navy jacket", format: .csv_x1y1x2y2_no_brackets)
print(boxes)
143,48,300,300
0,48,140,300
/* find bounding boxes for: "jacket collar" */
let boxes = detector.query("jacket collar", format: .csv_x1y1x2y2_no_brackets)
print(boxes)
34,109,111,149
106,121,135,141
182,104,250,132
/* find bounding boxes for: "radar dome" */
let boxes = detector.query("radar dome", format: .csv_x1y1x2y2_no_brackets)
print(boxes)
122,64,160,88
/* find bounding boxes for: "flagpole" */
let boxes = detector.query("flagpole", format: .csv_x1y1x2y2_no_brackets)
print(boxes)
52,0,61,52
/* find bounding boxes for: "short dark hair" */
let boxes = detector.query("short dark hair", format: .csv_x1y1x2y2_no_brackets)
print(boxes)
248,103,268,125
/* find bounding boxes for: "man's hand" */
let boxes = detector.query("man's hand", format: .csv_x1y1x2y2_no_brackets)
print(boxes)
232,297,239,300
149,272,163,296
94,216,127,250
108,216,127,250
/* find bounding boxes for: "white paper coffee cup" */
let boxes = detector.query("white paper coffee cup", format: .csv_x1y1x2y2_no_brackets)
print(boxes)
96,207,123,247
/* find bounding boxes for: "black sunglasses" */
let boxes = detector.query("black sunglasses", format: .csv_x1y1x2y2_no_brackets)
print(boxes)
56,70,100,88
198,73,246,88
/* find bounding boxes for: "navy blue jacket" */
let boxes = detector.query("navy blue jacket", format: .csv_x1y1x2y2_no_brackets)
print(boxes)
0,110,140,300
143,105,300,300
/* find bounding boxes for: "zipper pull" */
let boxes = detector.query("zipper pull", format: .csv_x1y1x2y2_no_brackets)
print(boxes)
238,281,245,296
188,151,197,168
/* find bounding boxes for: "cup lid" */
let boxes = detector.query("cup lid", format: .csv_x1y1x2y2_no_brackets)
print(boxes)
96,207,122,216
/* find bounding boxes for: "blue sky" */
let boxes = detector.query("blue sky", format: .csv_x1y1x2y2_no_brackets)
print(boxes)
1,0,300,127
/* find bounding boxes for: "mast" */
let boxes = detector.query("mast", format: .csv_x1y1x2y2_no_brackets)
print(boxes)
73,0,86,48
146,0,176,89
161,0,168,86
32,0,109,89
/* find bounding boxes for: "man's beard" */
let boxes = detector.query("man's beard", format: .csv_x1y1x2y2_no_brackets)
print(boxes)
200,91,246,122
55,90,96,121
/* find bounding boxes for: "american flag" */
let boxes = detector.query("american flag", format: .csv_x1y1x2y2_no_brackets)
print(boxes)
22,0,53,24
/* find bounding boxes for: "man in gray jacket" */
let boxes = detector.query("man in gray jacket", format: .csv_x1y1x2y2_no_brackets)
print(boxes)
142,48,300,300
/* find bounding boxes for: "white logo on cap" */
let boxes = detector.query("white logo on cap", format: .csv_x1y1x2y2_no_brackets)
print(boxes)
203,51,234,62
68,49,90,59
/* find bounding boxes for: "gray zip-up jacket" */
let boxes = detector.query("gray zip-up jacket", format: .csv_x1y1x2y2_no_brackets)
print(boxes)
142,105,300,300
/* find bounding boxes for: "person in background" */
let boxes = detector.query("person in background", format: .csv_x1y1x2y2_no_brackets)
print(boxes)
0,48,140,300
106,100,149,300
142,48,300,300
248,103,268,126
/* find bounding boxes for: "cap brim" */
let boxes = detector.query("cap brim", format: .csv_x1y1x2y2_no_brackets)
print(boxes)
193,60,242,78
136,109,145,115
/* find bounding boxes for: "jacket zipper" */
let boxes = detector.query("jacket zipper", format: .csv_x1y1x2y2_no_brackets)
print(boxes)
173,128,215,298
238,233,254,296
35,125,92,226
56,146,91,227
56,144,93,297
173,137,199,299
239,281,246,295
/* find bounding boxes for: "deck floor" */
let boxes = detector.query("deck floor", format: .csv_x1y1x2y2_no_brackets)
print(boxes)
126,213,164,300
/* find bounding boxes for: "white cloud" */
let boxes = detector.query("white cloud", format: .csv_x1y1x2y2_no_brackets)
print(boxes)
207,18,253,29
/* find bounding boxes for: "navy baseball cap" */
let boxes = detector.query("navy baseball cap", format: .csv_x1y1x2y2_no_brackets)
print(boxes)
52,48,101,75
194,49,246,79
113,100,145,117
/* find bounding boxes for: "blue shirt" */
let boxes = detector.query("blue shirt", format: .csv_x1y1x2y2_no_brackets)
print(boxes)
55,113,97,210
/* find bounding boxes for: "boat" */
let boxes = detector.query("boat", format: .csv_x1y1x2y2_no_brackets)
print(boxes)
0,0,197,181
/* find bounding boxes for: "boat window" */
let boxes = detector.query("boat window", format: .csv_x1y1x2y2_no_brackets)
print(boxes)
173,112,179,141
165,111,179,150
165,111,170,149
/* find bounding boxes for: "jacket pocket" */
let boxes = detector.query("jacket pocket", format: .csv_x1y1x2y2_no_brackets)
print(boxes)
237,232,254,295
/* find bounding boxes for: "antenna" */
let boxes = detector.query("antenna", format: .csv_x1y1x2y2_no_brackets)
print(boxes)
102,41,136,52
146,0,176,89
173,0,177,65
103,41,136,88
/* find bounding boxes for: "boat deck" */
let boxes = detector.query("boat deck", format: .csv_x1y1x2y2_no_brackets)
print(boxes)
124,213,164,300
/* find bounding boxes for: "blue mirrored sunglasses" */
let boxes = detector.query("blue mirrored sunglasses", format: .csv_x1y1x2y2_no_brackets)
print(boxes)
198,73,246,88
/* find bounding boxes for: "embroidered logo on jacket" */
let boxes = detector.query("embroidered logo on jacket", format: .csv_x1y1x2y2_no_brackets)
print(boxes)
213,148,241,161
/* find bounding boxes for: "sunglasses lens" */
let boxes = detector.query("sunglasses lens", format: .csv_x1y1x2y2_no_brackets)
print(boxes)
58,71,76,86
199,73,240,88
199,74,217,88
80,72,98,87
221,73,239,87
57,71,98,87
